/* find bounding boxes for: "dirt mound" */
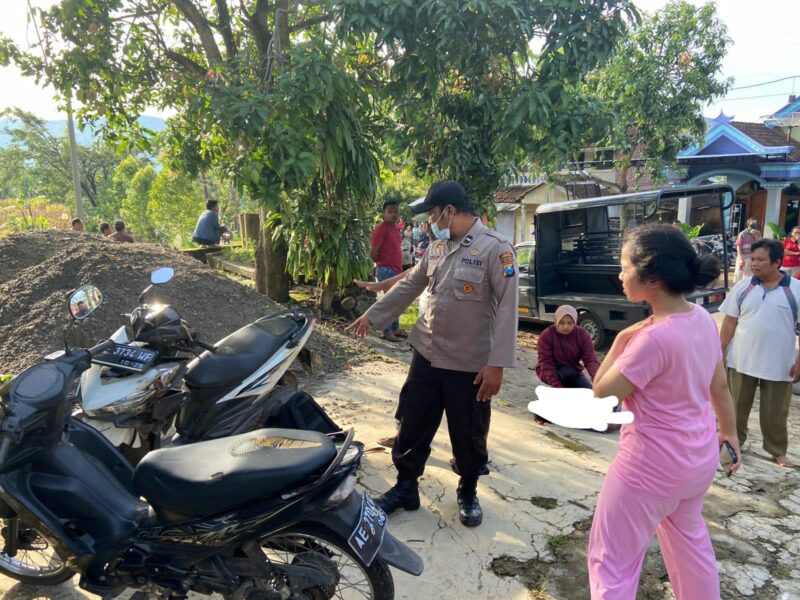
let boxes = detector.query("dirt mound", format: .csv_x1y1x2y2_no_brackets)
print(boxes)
0,231,355,375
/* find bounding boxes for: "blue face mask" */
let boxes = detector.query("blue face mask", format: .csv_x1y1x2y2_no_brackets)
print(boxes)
431,208,452,241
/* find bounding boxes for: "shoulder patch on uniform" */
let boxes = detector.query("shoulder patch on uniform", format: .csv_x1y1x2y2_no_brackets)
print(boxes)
499,251,515,278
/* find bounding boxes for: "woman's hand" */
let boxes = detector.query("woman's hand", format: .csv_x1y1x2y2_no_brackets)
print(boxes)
719,431,741,475
614,316,654,349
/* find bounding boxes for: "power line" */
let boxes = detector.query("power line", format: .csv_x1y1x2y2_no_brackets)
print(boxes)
730,75,800,91
724,91,795,102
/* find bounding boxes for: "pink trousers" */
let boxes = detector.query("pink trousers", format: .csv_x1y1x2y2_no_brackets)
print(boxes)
587,470,720,600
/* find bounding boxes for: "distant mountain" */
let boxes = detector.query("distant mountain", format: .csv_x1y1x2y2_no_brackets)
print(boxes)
0,115,167,148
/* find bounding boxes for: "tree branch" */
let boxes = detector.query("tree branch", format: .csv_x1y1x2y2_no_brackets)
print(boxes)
165,49,207,78
213,0,237,57
243,0,274,58
288,13,332,34
169,0,224,66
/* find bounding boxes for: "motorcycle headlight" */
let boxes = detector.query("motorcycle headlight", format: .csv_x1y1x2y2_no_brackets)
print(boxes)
86,363,183,418
86,389,156,417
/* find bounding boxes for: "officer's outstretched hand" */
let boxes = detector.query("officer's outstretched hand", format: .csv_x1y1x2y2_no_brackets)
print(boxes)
475,366,503,401
346,315,371,339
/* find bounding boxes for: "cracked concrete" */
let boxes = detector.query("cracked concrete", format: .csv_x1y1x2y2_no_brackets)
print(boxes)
1,325,798,599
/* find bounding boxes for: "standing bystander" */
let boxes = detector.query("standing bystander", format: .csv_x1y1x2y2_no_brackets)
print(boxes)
734,218,762,282
782,227,800,276
401,227,414,271
370,200,406,341
720,238,800,468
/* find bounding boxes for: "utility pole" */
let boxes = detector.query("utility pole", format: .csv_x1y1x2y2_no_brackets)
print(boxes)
65,93,83,220
29,0,83,220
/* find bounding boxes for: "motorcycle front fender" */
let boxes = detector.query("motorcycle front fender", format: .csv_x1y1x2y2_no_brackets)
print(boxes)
309,491,424,576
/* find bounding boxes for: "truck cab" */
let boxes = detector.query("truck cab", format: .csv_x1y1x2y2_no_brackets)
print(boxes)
517,185,732,348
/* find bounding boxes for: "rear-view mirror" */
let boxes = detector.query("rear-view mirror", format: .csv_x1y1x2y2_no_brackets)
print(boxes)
68,285,103,320
151,267,175,285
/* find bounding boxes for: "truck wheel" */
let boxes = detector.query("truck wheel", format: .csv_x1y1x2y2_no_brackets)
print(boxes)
577,312,606,350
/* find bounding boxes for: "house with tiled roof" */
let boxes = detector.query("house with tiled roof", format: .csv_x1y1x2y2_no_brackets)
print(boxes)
492,175,575,244
674,99,800,237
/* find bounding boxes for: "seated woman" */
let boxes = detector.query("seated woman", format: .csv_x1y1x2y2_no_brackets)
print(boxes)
536,305,599,389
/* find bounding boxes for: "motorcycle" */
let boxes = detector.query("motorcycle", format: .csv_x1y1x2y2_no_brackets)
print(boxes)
0,287,422,598
78,267,334,461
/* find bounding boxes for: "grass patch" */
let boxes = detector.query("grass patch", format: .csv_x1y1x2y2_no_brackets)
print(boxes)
399,301,419,331
222,242,255,265
544,430,596,454
289,288,313,303
530,496,558,510
773,563,792,579
546,533,568,549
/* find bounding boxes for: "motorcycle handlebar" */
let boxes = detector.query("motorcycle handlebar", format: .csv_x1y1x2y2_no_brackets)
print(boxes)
195,339,218,353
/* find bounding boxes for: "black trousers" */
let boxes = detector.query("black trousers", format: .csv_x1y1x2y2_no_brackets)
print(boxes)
392,351,491,488
556,365,592,389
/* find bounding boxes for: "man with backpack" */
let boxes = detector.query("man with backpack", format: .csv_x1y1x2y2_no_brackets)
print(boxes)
720,238,800,468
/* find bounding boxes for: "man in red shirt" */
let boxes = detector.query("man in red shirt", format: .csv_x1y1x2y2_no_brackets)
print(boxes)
371,200,405,341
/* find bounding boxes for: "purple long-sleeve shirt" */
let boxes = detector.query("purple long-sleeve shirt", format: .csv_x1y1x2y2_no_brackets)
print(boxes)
535,325,600,387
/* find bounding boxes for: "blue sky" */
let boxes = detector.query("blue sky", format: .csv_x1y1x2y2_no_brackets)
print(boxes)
2,0,799,122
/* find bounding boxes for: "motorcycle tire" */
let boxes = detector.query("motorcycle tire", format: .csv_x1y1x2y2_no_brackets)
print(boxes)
0,518,74,585
259,523,394,600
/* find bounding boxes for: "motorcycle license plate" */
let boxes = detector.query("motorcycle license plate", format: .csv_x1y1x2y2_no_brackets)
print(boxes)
347,494,387,566
92,344,158,373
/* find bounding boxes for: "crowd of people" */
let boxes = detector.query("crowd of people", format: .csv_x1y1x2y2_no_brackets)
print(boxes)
68,200,231,246
71,217,135,242
352,180,796,599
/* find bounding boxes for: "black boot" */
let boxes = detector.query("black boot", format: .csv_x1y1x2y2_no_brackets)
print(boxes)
375,479,420,514
457,479,482,527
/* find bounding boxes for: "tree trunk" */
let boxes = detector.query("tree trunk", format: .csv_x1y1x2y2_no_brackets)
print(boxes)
254,207,291,302
618,163,630,194
319,285,335,315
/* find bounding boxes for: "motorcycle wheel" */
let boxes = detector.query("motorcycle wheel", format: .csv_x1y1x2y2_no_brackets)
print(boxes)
0,518,73,584
259,524,394,600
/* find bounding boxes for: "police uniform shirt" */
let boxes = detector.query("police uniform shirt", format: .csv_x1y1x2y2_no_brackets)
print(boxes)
364,219,519,373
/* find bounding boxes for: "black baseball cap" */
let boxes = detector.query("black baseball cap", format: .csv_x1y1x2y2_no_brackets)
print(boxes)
410,180,471,215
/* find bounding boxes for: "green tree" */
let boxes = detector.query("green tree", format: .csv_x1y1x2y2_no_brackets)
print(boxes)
0,109,122,210
147,168,205,247
582,1,731,192
8,0,384,306
121,164,157,241
335,0,639,216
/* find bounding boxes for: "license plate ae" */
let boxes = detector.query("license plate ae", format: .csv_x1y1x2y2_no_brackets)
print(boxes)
347,493,387,566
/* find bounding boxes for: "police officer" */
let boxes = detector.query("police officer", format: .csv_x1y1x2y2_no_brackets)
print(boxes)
349,180,518,527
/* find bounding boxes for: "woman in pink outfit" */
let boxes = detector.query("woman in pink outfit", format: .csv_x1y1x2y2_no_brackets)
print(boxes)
589,224,740,599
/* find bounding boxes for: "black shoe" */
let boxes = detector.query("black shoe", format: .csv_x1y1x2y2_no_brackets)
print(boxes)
449,457,490,476
374,479,420,514
457,493,483,527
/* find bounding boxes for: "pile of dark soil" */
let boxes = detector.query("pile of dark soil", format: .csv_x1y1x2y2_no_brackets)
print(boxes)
0,231,359,375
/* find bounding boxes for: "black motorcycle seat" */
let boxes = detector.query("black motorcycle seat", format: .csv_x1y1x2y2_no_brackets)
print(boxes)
133,428,336,517
184,313,301,389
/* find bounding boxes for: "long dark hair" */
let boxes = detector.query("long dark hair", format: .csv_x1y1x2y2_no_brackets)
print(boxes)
623,224,720,294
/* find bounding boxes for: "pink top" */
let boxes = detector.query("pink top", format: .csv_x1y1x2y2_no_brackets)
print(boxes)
612,305,720,499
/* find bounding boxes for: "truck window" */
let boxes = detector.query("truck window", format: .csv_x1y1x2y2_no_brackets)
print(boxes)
516,246,532,271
